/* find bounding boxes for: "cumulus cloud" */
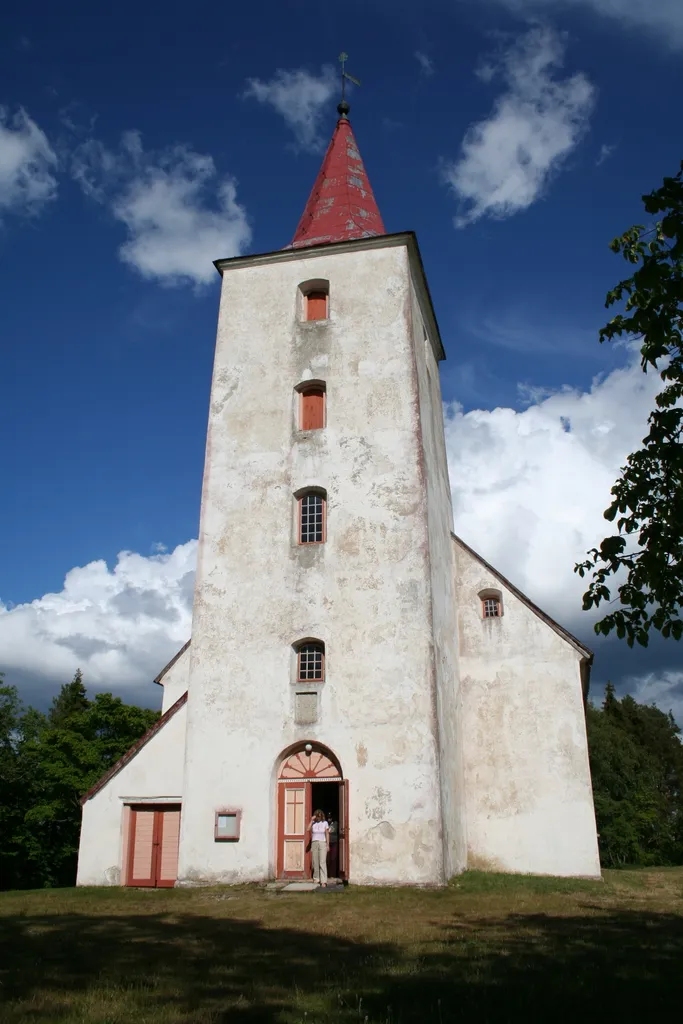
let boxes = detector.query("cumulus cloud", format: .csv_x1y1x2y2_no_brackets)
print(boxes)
475,0,683,49
443,26,595,226
445,346,660,626
0,107,58,220
72,131,251,286
244,66,337,151
3,345,673,718
0,542,195,700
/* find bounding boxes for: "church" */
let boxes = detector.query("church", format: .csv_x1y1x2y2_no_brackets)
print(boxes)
76,102,601,888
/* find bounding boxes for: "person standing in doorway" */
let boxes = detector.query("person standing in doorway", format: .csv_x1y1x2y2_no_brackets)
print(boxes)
308,809,330,886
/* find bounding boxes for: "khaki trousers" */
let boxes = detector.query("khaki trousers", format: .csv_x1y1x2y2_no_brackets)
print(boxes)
311,841,328,885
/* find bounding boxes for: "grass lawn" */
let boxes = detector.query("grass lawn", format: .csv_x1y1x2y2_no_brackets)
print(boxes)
1,868,682,1022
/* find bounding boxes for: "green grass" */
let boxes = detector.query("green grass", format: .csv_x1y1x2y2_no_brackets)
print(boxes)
1,868,682,1022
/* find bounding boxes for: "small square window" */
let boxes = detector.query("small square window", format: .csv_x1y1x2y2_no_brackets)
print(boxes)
215,809,242,841
483,598,501,619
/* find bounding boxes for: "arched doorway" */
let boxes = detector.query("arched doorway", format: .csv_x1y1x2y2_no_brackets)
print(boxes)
276,744,349,881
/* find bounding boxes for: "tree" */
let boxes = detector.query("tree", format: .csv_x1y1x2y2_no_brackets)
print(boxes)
0,672,158,890
48,668,88,727
575,162,683,646
587,687,683,867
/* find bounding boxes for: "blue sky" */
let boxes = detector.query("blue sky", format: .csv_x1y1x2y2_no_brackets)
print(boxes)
2,0,682,721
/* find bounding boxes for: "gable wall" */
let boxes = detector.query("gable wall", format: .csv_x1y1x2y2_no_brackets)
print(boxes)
76,703,187,886
160,645,190,714
453,539,601,877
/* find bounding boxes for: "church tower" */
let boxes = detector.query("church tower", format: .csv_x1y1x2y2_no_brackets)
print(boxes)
175,103,466,886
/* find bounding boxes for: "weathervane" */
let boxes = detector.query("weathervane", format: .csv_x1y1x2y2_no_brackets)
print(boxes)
338,52,360,117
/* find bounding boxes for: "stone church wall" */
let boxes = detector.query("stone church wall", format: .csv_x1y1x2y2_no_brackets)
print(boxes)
76,703,187,886
453,538,601,877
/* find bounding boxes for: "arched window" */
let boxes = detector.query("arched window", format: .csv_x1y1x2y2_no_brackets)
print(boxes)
299,279,329,322
296,382,326,431
297,490,326,544
479,589,503,619
297,641,325,682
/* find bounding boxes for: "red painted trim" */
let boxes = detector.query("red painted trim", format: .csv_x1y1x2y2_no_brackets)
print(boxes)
340,779,350,882
80,692,188,805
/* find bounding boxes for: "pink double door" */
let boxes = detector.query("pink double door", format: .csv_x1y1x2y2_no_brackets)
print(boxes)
127,804,181,887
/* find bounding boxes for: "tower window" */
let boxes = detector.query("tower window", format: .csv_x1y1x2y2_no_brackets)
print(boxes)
299,279,330,322
299,385,326,430
297,642,325,681
298,491,326,544
306,292,328,321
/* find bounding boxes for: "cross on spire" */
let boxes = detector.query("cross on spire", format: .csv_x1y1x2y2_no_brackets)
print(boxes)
338,51,360,118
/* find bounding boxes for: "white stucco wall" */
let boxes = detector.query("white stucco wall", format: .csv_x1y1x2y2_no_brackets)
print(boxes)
453,538,601,877
76,703,187,886
410,288,467,878
159,644,190,713
178,238,453,886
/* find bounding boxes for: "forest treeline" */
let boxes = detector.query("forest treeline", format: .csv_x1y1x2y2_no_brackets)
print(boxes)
0,672,158,890
1,672,682,889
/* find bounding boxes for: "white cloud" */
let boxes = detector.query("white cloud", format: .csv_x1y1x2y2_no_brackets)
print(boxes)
596,142,616,166
443,26,595,227
72,131,251,286
2,345,671,716
415,51,435,76
0,107,58,220
477,0,683,49
0,542,196,697
244,66,337,151
446,346,660,627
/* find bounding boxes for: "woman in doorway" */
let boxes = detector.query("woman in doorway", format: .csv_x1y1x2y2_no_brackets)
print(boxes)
308,809,330,886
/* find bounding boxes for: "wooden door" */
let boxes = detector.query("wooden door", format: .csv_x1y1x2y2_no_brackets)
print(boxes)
127,805,181,887
338,780,349,881
278,783,310,878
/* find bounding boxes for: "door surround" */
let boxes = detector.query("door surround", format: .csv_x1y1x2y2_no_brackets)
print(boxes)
275,743,348,880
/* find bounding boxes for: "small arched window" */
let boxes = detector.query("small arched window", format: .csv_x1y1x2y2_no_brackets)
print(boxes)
297,641,325,682
296,382,326,431
479,589,503,619
297,490,326,544
299,279,329,322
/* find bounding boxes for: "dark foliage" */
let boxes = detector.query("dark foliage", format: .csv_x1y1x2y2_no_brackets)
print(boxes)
576,162,683,646
0,672,158,890
587,683,683,866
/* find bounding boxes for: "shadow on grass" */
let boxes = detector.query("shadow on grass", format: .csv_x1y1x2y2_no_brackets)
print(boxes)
1,899,682,1022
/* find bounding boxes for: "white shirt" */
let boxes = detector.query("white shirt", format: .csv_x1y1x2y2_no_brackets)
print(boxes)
311,820,329,841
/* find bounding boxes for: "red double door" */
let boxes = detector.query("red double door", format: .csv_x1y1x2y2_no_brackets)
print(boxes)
277,780,349,880
127,804,181,887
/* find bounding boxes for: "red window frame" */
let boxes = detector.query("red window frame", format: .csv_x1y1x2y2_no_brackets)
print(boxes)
298,492,326,544
297,643,325,682
482,597,502,619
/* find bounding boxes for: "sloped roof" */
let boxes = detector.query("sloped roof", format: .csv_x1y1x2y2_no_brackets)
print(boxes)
80,691,188,805
452,532,593,663
290,115,385,249
153,639,191,686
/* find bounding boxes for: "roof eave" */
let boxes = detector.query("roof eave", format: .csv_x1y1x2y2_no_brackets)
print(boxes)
213,232,446,362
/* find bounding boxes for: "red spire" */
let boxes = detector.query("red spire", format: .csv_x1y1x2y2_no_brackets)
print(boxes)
290,115,385,249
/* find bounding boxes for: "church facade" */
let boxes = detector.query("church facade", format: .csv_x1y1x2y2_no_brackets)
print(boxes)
76,110,601,888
